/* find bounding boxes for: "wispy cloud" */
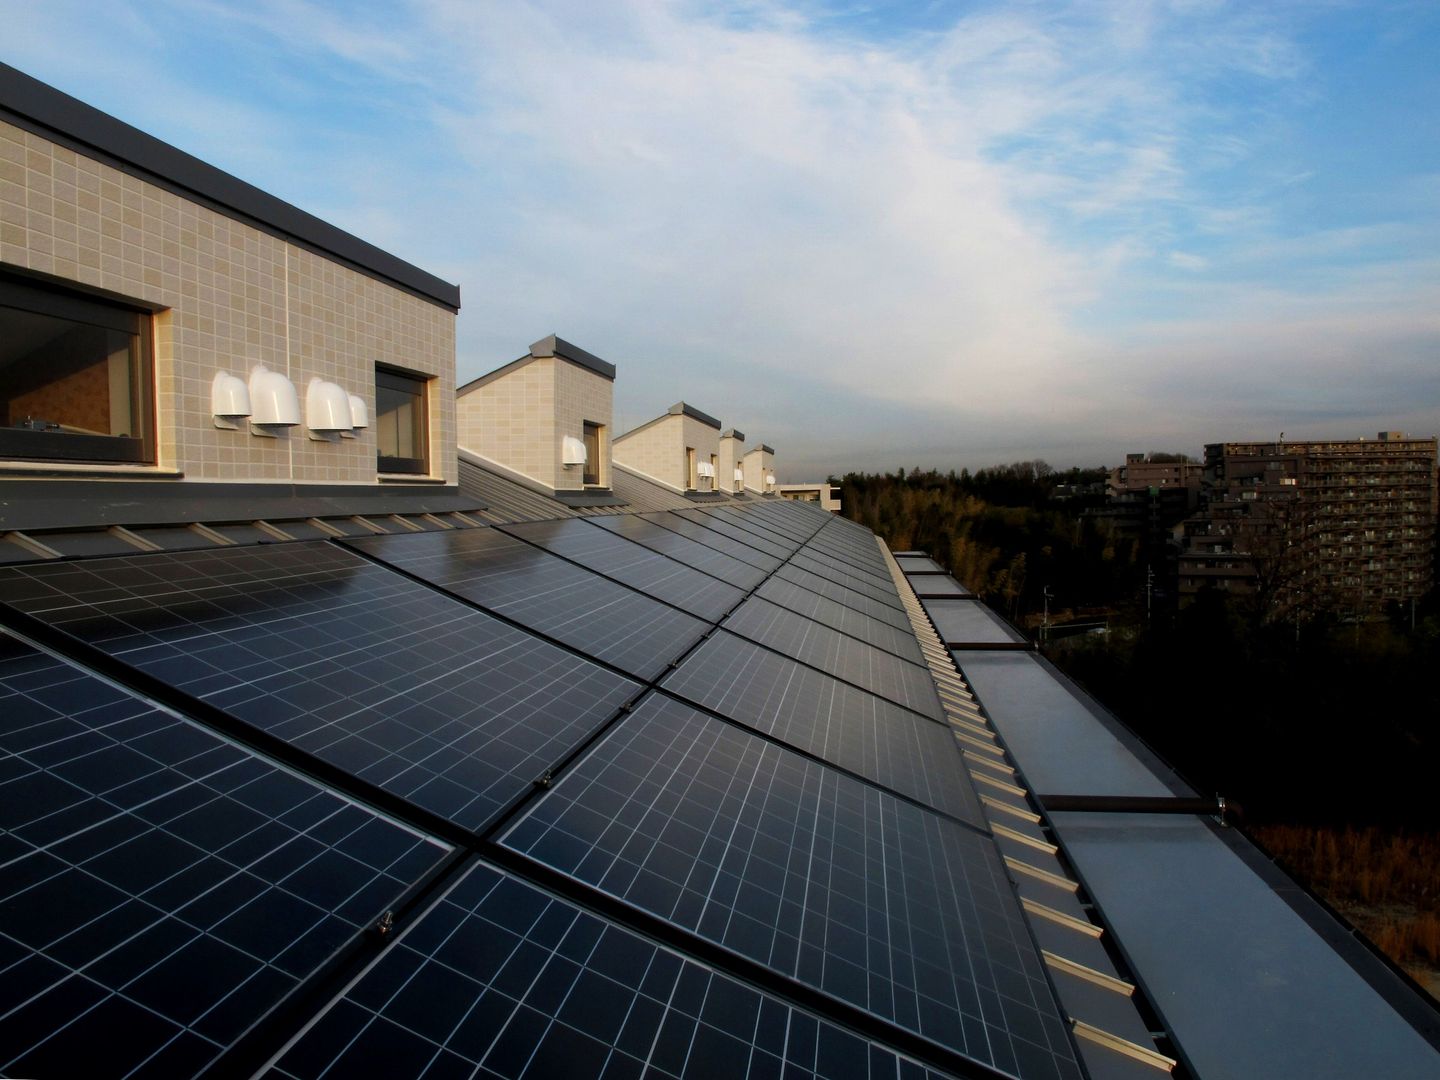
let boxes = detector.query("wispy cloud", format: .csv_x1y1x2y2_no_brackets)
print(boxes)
3,0,1437,471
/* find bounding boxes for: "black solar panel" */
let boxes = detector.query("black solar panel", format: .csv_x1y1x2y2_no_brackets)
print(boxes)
504,697,1080,1080
671,508,798,560
774,565,914,632
345,530,710,680
0,633,448,1079
702,504,815,546
267,859,950,1080
660,634,981,824
787,553,905,610
722,597,942,719
499,518,744,623
589,515,768,591
0,544,639,833
756,576,924,664
638,513,784,573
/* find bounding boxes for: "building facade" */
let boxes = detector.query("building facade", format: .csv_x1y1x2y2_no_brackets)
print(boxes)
1178,432,1438,614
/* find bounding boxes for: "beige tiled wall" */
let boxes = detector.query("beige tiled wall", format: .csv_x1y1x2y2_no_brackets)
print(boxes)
718,434,745,493
554,359,612,490
0,119,456,483
456,357,612,490
614,414,683,490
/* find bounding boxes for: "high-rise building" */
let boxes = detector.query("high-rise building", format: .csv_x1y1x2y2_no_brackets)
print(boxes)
1178,432,1438,614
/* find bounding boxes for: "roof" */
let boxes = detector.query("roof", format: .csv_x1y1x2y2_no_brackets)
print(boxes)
1,462,1434,1080
0,62,459,311
0,492,1107,1080
747,443,776,456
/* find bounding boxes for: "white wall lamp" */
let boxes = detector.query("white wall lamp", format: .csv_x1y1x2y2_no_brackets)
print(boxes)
561,435,588,469
248,365,300,436
306,378,354,441
211,371,252,430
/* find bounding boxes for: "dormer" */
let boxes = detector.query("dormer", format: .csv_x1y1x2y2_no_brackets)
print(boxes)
743,443,777,494
613,402,723,494
456,334,615,494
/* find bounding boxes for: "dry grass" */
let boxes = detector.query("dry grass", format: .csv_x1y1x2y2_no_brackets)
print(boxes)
1252,825,1440,988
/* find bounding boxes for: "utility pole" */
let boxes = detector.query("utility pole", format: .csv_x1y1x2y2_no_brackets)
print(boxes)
1042,586,1052,645
1146,564,1154,627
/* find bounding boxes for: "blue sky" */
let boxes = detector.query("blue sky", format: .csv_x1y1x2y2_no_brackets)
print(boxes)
4,0,1438,478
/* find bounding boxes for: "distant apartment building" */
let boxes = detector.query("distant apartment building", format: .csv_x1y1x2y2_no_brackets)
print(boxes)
1178,432,1438,615
1107,453,1203,500
776,482,842,513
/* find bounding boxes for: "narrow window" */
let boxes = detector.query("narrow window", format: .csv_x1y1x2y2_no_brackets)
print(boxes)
686,447,697,490
709,453,718,491
0,274,153,464
582,421,601,486
375,367,429,474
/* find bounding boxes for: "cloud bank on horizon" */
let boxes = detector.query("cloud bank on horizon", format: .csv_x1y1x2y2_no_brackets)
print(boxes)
4,0,1438,476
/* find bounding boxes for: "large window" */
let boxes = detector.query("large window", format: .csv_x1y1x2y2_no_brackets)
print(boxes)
0,274,153,464
375,366,430,475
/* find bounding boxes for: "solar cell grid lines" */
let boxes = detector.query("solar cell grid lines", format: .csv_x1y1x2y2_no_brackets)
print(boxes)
660,634,983,824
497,518,744,623
788,553,906,610
589,515,768,591
344,529,710,680
774,565,915,632
722,597,943,720
0,544,640,833
797,544,900,592
702,505,816,546
755,577,924,665
0,634,448,1079
637,513,785,574
672,508,800,559
267,861,949,1080
503,697,1080,1080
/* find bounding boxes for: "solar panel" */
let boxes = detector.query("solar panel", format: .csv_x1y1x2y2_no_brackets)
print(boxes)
503,696,1080,1080
671,508,800,560
660,634,982,824
702,504,816,546
756,576,924,664
0,544,640,833
795,545,899,592
345,530,710,680
589,515,768,591
637,513,784,573
0,632,449,1079
722,597,942,719
774,565,914,632
788,553,905,610
498,518,744,623
266,859,950,1080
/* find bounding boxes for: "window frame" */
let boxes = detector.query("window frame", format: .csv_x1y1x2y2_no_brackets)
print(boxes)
582,420,602,487
374,365,431,476
0,273,155,466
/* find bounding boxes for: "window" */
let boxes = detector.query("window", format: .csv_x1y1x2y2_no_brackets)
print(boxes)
582,421,602,486
709,454,717,491
0,273,153,464
686,447,697,490
375,367,429,474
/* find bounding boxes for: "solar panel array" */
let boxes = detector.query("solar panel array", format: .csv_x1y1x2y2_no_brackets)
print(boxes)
0,499,1083,1080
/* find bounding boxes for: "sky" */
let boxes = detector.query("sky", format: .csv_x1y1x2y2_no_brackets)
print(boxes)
4,0,1438,479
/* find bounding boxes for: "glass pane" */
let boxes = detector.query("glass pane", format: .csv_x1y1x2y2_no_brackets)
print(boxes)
0,305,138,438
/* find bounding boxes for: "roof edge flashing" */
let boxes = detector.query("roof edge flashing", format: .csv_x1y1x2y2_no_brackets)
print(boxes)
528,334,617,380
0,62,460,311
667,401,723,430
